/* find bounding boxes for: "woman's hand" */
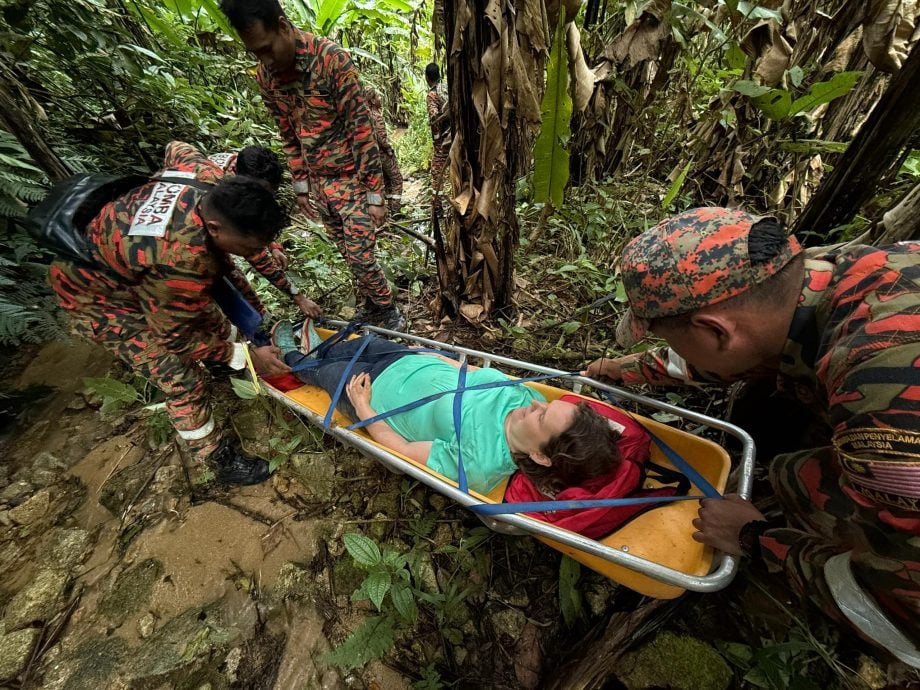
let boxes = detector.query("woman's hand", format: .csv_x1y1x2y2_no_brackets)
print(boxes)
346,372,374,416
249,344,291,377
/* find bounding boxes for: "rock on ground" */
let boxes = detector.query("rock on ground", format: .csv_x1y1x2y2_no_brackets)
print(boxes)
3,569,69,631
617,631,732,690
0,627,40,682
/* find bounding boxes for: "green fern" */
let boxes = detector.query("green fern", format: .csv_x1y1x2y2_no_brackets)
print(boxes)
0,131,49,218
323,616,398,670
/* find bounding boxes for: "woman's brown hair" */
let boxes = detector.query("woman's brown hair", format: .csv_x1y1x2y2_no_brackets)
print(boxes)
512,402,621,496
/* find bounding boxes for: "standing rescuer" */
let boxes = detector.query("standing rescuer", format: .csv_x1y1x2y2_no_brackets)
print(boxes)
585,207,920,659
220,0,404,331
50,141,295,486
425,62,450,214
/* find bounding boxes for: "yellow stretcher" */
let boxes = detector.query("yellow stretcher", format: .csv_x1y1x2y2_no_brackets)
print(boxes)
262,321,754,599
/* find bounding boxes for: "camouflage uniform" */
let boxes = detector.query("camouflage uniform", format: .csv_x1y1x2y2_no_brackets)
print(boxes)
207,148,291,313
426,82,450,205
613,208,920,643
366,97,403,214
258,30,393,308
49,141,286,462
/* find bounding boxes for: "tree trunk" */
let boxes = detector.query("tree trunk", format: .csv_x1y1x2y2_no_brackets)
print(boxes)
545,597,681,689
0,64,70,181
792,40,920,240
875,181,920,245
442,0,550,320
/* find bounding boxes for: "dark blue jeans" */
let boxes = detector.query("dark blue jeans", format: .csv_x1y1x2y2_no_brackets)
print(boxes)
286,335,412,420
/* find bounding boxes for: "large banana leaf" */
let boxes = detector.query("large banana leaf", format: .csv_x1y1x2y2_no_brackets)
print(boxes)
532,14,572,209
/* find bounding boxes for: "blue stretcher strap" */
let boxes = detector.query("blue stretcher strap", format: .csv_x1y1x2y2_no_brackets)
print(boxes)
323,335,371,429
212,276,263,339
300,329,722,511
453,360,469,494
345,370,571,431
469,494,701,515
644,429,721,499
289,320,364,373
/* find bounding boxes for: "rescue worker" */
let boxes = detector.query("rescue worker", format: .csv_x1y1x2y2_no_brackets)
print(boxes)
194,141,322,318
50,141,297,485
208,144,289,271
220,0,405,330
364,87,404,216
425,62,450,214
585,207,920,658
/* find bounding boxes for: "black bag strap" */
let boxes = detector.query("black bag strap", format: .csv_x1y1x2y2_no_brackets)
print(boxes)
643,460,692,496
151,175,215,193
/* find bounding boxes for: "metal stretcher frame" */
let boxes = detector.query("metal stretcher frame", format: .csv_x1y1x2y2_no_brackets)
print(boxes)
263,319,756,595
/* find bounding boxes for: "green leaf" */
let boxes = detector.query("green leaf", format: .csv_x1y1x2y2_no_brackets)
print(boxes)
346,46,388,68
735,81,792,120
230,377,260,400
390,581,418,622
344,533,382,567
789,71,861,116
733,80,773,98
661,159,692,209
559,555,583,628
315,0,349,35
725,42,747,71
323,615,397,669
197,0,237,37
734,0,782,20
787,65,805,88
532,14,572,209
82,377,141,404
561,320,581,335
364,570,391,610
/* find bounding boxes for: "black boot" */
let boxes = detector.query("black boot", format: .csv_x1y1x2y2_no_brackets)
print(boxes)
354,299,406,332
208,439,271,486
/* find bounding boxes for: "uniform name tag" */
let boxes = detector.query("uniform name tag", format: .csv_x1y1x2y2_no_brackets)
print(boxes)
207,152,234,169
129,170,198,237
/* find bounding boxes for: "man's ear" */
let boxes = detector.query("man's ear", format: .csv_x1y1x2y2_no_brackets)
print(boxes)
529,451,552,467
278,15,292,35
690,311,733,349
204,217,223,238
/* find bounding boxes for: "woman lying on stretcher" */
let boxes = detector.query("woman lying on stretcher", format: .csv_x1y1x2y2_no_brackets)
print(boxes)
280,327,621,496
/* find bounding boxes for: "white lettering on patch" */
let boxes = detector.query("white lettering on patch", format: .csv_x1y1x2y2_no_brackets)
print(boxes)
129,170,198,237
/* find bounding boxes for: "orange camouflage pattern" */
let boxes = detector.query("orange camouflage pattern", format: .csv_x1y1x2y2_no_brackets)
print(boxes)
258,29,392,307
49,141,282,461
616,207,802,347
617,241,920,641
426,82,450,203
366,95,403,213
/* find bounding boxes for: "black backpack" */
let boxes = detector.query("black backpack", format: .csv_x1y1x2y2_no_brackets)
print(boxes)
24,173,214,265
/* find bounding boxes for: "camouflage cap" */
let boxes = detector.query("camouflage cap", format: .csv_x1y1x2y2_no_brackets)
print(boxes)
616,207,802,348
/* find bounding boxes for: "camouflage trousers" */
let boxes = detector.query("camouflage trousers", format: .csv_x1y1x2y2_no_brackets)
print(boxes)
762,448,920,645
380,145,403,214
49,265,226,463
430,142,450,205
314,174,393,308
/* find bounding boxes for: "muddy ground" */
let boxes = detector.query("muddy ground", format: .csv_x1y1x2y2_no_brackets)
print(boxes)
0,337,912,690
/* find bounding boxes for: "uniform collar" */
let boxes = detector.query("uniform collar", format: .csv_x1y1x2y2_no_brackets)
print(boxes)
779,255,836,379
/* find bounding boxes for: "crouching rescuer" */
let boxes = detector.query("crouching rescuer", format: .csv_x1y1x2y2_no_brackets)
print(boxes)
48,168,293,485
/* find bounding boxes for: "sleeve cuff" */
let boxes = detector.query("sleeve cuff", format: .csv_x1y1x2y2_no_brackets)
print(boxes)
228,343,248,371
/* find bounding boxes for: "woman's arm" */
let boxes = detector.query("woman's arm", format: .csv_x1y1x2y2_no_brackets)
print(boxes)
346,373,432,464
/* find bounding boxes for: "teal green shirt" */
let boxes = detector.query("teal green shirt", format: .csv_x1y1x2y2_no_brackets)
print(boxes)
371,355,545,493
